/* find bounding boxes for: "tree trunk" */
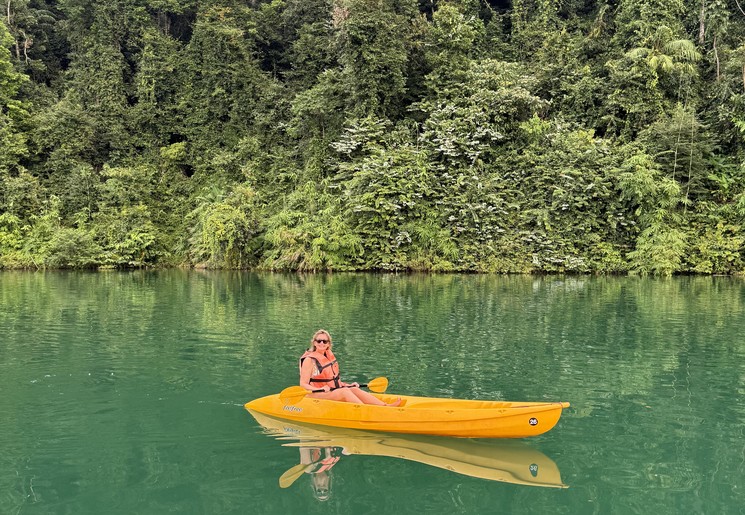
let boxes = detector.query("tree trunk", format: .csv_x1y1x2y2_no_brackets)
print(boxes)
699,0,706,45
158,11,171,35
23,33,30,63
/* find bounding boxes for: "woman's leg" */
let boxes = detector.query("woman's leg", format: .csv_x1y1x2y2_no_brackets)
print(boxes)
346,387,401,406
309,388,400,406
308,389,360,402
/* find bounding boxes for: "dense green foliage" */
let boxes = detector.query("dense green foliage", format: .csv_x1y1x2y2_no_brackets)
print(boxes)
1,0,745,274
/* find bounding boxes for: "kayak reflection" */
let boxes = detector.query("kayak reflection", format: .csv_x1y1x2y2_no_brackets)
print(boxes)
248,410,568,493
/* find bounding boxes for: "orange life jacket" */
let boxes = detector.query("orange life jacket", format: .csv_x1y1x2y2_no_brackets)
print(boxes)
299,349,341,389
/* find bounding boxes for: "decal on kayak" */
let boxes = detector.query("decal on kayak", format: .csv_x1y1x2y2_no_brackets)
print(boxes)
529,418,538,426
283,405,303,413
529,464,539,477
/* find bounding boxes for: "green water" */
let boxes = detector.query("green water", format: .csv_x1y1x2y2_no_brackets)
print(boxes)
1,271,743,514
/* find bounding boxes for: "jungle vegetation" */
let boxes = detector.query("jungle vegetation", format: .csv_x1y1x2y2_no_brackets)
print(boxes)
1,0,745,274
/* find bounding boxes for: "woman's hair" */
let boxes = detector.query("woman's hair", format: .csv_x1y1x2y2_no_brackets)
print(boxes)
310,470,332,501
308,329,333,351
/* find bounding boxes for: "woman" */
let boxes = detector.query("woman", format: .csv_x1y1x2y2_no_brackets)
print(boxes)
299,329,400,406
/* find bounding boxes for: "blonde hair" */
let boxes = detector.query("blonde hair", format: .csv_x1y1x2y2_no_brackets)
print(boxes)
308,329,333,352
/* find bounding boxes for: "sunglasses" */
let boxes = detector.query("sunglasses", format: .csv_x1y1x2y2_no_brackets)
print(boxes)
314,339,329,344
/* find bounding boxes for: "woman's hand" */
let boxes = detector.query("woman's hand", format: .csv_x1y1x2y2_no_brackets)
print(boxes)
347,382,360,388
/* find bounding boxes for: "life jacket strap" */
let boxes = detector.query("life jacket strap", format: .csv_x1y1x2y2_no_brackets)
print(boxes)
309,375,340,383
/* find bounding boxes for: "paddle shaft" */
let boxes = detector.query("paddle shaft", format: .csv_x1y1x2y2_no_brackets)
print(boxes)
307,382,370,393
280,376,388,405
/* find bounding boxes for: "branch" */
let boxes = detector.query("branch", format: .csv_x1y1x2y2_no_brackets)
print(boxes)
736,0,745,16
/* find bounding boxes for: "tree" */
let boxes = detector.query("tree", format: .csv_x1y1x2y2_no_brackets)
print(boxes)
421,59,546,167
0,18,30,173
129,27,182,151
612,0,686,49
625,25,701,100
618,152,686,275
260,180,363,271
187,184,261,268
638,105,714,206
282,0,336,89
176,5,284,178
288,69,348,176
0,16,34,245
331,0,413,118
421,1,482,100
333,117,455,270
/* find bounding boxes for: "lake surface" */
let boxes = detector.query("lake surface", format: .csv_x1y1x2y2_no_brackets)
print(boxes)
1,271,743,514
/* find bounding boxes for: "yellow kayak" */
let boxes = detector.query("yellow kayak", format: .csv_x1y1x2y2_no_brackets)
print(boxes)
244,392,570,438
249,410,567,488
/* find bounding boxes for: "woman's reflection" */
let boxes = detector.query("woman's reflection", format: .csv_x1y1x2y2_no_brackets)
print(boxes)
299,446,344,501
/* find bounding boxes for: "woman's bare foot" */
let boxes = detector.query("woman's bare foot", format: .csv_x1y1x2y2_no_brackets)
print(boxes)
386,397,402,407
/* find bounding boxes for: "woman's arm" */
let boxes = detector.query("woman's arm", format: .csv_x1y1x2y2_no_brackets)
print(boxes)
340,380,359,388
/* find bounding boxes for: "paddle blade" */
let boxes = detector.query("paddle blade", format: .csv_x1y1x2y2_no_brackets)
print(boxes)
279,463,309,488
279,386,310,405
366,376,388,393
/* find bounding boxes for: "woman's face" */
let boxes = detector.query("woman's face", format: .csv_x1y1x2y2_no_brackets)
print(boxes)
313,333,331,351
312,471,331,500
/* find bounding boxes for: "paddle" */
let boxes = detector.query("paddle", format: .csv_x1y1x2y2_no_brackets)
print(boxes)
279,376,389,405
278,462,312,488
